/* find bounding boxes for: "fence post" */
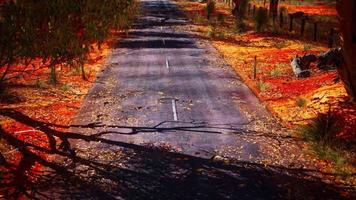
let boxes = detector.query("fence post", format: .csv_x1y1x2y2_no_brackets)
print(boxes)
289,15,294,32
313,22,318,42
253,56,257,80
279,11,283,27
253,5,256,15
328,28,334,48
300,18,306,36
248,3,251,15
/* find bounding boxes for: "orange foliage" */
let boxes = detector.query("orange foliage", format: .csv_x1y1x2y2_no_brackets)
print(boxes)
175,0,355,142
0,37,113,197
283,5,336,16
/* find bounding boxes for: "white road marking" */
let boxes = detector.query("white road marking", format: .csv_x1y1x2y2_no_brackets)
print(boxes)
171,99,178,121
165,58,170,69
162,39,165,45
161,26,163,31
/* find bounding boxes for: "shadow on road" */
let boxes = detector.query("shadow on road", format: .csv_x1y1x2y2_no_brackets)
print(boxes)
0,108,355,199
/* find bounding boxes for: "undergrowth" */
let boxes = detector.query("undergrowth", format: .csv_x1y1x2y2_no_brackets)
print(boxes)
299,109,351,173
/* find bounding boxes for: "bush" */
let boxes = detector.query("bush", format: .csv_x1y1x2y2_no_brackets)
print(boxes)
217,13,225,25
295,97,307,107
35,79,48,89
192,12,205,24
257,80,268,92
206,25,217,38
0,0,139,84
301,110,341,146
238,0,249,20
300,110,350,169
274,41,288,49
270,67,281,77
303,44,312,51
205,0,216,20
60,84,72,92
0,85,8,96
254,7,269,32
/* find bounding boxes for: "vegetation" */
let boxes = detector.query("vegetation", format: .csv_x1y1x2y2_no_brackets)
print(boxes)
0,0,138,85
205,0,216,20
300,110,351,170
275,41,288,49
257,80,268,91
235,0,250,31
336,1,356,101
295,97,307,107
254,7,269,32
270,67,281,76
301,110,341,147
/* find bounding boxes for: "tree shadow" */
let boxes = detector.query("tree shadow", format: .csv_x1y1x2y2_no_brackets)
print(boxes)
0,108,355,199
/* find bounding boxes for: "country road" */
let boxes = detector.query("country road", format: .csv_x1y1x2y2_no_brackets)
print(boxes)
71,0,270,159
39,0,352,199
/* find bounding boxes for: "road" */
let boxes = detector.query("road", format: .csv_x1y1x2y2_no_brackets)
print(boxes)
71,0,270,160
54,0,351,199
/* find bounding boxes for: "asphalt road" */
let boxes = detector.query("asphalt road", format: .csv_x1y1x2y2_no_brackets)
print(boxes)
58,0,354,199
71,0,271,160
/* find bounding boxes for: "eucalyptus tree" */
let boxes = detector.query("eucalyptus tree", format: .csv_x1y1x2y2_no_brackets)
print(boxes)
336,0,356,101
0,0,138,85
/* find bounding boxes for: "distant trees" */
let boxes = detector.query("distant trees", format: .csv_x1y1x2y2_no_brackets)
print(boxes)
269,0,279,21
205,0,216,20
0,0,138,85
336,0,356,101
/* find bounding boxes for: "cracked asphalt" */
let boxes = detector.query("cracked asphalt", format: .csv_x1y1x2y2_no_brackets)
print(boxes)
71,0,272,160
54,0,354,199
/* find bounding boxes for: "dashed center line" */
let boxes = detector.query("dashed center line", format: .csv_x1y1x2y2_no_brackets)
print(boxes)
165,58,170,69
171,99,178,121
162,39,165,46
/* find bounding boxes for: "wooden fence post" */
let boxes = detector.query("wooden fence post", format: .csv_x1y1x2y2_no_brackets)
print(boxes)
279,11,284,27
313,22,318,42
289,15,294,32
248,3,251,15
328,28,334,48
253,5,256,15
253,56,257,80
300,18,306,36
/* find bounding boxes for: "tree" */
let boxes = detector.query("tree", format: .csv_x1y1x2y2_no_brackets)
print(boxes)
232,0,241,17
336,0,356,101
269,0,279,21
0,0,138,85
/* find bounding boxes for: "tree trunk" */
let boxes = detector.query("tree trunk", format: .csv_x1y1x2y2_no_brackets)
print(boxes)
81,64,87,81
232,0,241,17
269,0,279,21
336,0,356,101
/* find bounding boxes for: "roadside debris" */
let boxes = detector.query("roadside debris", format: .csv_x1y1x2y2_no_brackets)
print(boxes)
291,54,317,77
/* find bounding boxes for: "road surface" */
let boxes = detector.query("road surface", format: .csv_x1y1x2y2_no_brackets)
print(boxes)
48,0,351,199
71,0,270,160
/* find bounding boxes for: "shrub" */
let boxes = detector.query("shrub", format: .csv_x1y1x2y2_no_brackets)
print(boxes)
238,0,249,20
205,0,216,20
60,84,72,92
295,97,307,107
254,7,269,32
300,110,349,169
35,79,48,89
270,67,281,77
0,0,139,84
301,110,341,146
0,85,8,96
217,13,225,25
303,44,312,51
274,41,288,49
192,12,205,24
206,26,217,38
257,80,268,92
